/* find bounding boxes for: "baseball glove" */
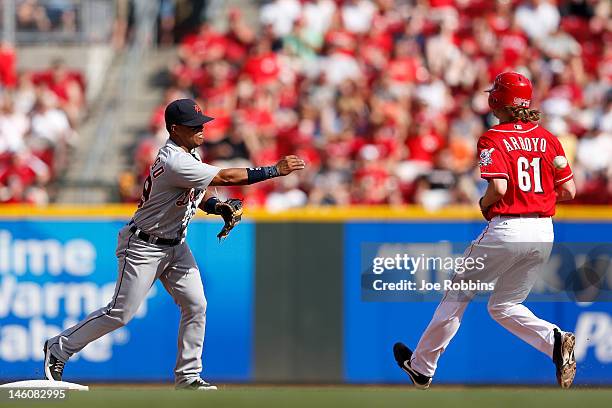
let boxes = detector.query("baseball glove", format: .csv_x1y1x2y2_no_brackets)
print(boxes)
216,198,243,240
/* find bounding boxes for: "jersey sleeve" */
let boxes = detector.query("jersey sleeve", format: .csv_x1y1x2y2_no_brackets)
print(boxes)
477,136,509,180
166,154,221,190
550,137,573,186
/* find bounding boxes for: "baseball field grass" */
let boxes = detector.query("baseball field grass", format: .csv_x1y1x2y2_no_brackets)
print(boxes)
2,385,611,408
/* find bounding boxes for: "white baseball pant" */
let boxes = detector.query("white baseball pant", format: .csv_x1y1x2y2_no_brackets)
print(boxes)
411,215,558,377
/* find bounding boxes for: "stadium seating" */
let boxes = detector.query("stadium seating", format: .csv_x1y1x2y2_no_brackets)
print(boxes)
123,1,611,208
0,43,84,204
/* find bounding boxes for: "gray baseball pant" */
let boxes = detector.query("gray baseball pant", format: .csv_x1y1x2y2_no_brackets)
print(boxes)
47,225,207,385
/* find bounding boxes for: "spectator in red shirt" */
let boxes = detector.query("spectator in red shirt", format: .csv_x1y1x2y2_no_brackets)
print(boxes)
352,144,401,205
179,23,227,64
0,42,17,89
499,19,529,66
0,148,50,204
388,38,424,84
242,39,281,86
47,58,85,125
224,9,256,64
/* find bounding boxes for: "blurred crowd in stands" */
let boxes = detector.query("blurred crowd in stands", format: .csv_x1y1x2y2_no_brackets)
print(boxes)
15,0,78,33
119,0,611,209
0,42,84,204
10,0,136,48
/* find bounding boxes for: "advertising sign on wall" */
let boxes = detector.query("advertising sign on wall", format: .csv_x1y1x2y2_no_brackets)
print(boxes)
0,220,254,382
344,221,612,385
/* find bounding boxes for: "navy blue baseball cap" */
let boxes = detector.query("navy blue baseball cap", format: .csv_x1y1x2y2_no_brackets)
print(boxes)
164,99,214,127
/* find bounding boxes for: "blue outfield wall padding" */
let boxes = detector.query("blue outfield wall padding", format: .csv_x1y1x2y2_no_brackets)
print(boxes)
1,217,609,384
343,221,612,385
0,219,254,382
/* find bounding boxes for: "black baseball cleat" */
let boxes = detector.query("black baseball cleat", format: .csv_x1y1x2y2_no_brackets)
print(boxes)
393,342,432,390
43,341,65,381
553,328,576,388
175,377,218,391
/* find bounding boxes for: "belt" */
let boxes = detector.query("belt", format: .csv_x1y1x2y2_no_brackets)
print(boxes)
497,213,544,218
128,222,180,246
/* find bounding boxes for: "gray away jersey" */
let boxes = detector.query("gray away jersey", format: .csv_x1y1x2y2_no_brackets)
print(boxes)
132,139,221,239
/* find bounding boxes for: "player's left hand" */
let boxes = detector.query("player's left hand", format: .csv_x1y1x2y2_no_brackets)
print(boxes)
216,198,243,240
275,155,306,176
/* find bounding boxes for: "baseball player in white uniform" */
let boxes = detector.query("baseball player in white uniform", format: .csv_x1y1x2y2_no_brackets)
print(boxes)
393,72,577,389
43,99,306,390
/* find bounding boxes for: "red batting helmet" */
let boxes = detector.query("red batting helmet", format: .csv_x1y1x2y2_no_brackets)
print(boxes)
486,72,533,111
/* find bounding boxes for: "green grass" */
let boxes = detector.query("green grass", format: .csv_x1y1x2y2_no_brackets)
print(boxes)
3,386,611,408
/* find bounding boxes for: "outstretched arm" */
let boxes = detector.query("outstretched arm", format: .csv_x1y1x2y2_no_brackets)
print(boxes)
199,156,304,240
200,155,306,215
209,155,305,186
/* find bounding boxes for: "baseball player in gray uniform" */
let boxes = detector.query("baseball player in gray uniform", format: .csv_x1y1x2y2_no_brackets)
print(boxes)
43,99,306,390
